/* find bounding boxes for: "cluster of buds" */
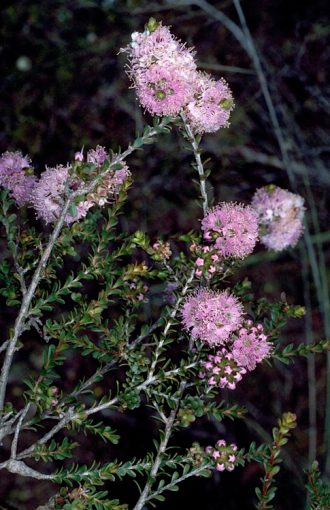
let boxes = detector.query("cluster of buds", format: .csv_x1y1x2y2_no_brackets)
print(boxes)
205,440,238,472
151,240,172,261
199,349,247,390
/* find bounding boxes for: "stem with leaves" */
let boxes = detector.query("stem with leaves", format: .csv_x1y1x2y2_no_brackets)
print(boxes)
180,113,209,215
0,118,171,415
255,412,297,510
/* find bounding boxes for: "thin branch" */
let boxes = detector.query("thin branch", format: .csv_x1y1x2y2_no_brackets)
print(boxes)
133,382,186,510
181,113,209,215
11,403,30,459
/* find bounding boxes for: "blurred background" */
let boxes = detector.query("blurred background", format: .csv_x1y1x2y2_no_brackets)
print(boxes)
0,0,329,508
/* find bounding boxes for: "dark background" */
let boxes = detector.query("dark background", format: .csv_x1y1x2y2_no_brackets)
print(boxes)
0,0,329,508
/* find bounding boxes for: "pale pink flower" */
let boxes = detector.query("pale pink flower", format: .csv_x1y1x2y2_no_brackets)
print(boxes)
201,202,259,258
123,24,198,117
231,321,272,371
31,165,87,224
251,185,305,251
185,72,234,133
0,151,37,205
181,288,244,346
87,146,108,166
136,63,194,116
195,257,204,266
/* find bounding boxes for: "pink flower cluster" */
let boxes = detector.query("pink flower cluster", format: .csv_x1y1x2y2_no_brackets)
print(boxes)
251,185,305,251
199,323,271,390
199,349,247,390
181,289,272,390
191,243,223,279
231,321,272,371
124,22,234,133
206,440,238,472
32,165,88,224
181,288,243,346
0,151,37,205
0,147,130,224
201,202,259,259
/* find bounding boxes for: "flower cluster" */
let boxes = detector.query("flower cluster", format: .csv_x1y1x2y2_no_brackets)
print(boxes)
206,440,238,472
0,151,37,205
231,321,272,371
251,185,305,251
124,21,234,133
9,146,130,224
190,243,224,279
152,240,172,261
201,202,259,259
185,73,234,133
199,349,247,390
181,288,243,346
32,165,88,224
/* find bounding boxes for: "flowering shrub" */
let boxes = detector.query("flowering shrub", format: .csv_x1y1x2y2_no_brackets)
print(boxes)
0,18,329,510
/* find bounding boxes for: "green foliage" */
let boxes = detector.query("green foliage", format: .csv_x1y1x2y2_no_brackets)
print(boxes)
305,461,330,510
255,413,297,510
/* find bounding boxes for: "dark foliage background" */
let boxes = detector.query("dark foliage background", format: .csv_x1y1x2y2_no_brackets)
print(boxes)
0,0,329,508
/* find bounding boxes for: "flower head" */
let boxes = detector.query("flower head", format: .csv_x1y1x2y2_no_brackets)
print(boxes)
251,185,305,251
87,146,108,166
201,202,259,258
231,321,272,371
185,72,234,133
136,63,194,116
181,288,243,346
31,165,88,224
0,151,37,205
123,23,198,116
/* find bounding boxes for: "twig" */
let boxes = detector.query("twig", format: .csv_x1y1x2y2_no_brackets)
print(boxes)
133,382,186,510
148,268,195,379
180,113,209,215
10,403,30,459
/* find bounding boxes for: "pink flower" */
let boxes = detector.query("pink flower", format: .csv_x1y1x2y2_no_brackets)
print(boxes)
216,463,225,472
87,146,108,166
31,165,88,224
195,257,204,266
0,151,37,205
185,72,234,133
74,149,84,162
251,185,305,251
136,63,194,116
201,202,259,259
123,23,198,117
231,321,272,371
181,288,244,346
